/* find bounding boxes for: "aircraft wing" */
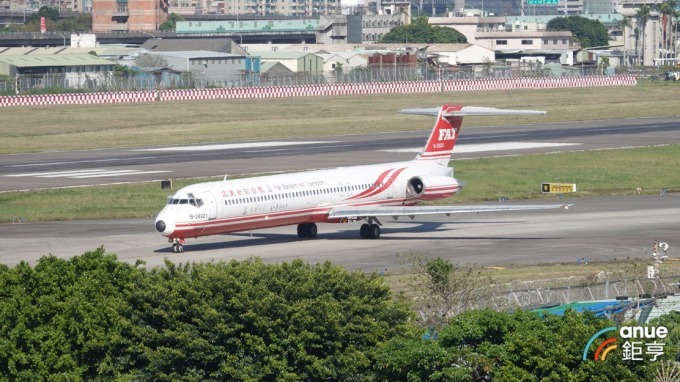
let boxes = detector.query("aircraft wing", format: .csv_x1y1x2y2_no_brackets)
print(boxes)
328,204,571,219
399,106,547,117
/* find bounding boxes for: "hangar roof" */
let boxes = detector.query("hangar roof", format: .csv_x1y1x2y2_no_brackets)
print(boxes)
0,54,115,67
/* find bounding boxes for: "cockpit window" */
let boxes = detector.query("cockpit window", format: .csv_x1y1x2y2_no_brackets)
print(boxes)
189,199,204,207
167,195,203,207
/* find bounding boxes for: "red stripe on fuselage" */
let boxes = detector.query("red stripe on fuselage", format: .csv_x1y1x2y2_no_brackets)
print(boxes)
347,167,407,200
169,198,414,238
347,168,394,200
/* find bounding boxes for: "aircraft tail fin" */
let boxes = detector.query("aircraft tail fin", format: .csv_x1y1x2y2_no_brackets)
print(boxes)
400,105,546,164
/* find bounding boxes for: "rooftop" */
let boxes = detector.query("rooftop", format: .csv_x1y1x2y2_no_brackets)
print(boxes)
0,54,115,67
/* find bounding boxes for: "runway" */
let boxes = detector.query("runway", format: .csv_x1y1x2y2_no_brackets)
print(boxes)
2,116,680,192
1,195,677,271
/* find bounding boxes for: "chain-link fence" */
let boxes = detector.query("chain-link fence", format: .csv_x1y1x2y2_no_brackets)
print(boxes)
472,271,680,313
413,273,679,326
0,62,621,96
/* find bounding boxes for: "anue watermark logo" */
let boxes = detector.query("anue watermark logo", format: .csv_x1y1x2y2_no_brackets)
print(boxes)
583,326,667,362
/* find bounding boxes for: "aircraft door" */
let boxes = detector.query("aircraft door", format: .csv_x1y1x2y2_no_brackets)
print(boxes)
386,181,395,199
203,191,217,220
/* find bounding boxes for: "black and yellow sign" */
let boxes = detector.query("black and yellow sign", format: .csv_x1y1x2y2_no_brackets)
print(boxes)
541,183,576,193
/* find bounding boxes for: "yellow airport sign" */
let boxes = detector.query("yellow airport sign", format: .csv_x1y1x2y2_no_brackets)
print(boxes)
541,183,576,193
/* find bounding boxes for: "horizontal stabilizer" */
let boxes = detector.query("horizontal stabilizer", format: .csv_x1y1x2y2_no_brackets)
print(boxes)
400,106,547,117
329,204,571,219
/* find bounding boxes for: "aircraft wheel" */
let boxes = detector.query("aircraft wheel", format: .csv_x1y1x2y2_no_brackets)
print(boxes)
172,244,178,253
369,224,381,239
177,244,184,253
359,224,370,239
307,223,317,238
297,224,307,238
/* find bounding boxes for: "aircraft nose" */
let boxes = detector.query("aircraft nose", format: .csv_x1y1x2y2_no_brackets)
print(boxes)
155,220,166,233
154,216,175,236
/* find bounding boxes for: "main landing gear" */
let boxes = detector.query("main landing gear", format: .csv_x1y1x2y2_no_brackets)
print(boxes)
170,238,185,253
359,223,381,239
297,223,318,239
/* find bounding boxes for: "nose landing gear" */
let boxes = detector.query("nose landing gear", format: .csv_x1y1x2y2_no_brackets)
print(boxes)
170,238,185,253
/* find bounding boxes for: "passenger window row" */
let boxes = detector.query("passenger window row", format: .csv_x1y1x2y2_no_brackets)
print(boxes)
224,182,385,206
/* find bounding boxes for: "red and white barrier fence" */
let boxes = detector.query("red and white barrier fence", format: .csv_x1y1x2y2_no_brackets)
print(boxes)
0,75,637,108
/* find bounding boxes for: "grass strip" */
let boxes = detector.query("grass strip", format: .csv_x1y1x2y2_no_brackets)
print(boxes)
1,82,679,154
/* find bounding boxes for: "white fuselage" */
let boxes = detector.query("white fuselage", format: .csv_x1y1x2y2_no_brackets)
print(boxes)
154,160,459,239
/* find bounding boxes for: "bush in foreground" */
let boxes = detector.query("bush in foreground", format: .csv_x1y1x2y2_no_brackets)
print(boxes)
0,248,412,381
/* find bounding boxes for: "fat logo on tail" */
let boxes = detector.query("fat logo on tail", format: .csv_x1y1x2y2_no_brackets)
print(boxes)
400,104,547,164
416,104,463,163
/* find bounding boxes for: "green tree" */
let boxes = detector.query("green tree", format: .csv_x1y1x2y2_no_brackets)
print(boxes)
26,6,60,23
0,247,140,380
376,309,661,381
134,53,169,68
379,16,467,44
635,5,652,65
659,0,680,60
617,16,633,67
650,310,680,361
546,15,608,48
6,7,91,32
113,64,134,78
401,254,494,329
124,258,413,380
600,56,610,74
373,336,472,381
159,13,184,31
0,250,415,381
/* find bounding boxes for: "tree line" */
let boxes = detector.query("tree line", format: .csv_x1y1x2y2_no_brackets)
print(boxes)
0,6,91,33
0,247,678,381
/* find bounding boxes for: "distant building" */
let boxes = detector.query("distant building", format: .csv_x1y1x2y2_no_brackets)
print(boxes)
1,0,91,12
428,16,507,44
141,38,242,54
260,61,297,85
250,51,324,73
316,51,368,72
0,53,114,89
361,14,406,43
618,0,667,66
427,43,495,65
175,19,318,39
166,0,339,16
429,15,574,66
316,14,364,44
146,50,247,86
476,31,573,51
92,0,168,33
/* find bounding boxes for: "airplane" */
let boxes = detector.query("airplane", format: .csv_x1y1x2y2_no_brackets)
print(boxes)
154,104,571,253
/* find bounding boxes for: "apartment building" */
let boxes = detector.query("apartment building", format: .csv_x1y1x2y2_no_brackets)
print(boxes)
92,0,168,32
166,0,339,16
1,0,91,12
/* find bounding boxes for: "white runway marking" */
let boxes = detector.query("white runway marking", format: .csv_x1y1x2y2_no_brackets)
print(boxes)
381,142,581,154
135,141,335,152
6,169,171,179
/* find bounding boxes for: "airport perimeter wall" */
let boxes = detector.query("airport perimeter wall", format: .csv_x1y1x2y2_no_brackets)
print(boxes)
0,75,637,107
